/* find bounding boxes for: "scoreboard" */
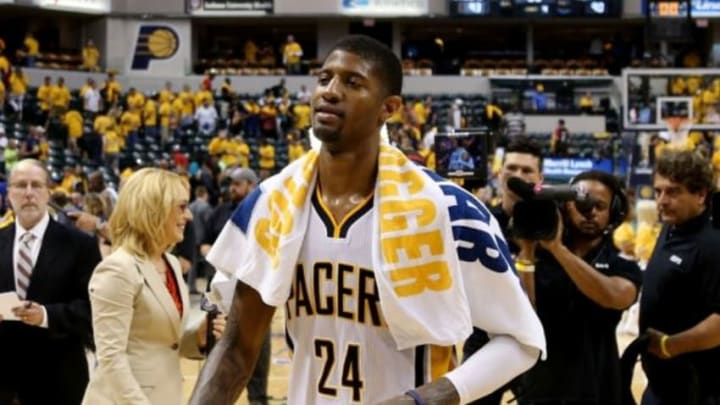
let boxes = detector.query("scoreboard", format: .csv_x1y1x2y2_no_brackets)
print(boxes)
449,0,622,17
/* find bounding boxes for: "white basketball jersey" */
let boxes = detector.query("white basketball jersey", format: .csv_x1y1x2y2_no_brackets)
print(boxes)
284,187,449,404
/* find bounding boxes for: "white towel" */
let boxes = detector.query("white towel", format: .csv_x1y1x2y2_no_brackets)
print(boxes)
208,143,545,352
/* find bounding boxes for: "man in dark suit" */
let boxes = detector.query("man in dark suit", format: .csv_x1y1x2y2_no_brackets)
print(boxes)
0,159,102,405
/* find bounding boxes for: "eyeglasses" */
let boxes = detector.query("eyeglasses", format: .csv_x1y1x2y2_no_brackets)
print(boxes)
10,181,47,191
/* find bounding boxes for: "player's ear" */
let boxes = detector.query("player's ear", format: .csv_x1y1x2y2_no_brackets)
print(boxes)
379,95,403,124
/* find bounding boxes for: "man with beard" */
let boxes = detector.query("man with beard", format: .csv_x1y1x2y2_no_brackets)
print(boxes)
516,170,642,405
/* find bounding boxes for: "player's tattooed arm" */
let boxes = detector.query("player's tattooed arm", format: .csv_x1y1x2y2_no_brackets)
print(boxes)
374,377,460,405
188,281,276,405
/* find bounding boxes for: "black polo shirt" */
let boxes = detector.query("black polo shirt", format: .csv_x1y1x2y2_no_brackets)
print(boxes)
522,236,642,405
640,209,720,401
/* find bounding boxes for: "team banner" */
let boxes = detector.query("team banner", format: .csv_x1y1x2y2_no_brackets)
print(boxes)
187,0,273,14
340,0,428,16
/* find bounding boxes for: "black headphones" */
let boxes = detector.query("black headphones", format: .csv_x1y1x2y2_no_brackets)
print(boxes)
570,171,629,229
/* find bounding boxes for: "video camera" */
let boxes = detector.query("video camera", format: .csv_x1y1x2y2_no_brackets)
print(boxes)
508,177,597,240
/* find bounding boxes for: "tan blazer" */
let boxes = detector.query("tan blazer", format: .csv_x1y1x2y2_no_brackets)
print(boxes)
82,248,203,405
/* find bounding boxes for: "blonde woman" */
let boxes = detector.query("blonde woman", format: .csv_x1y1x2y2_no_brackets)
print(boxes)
82,168,224,405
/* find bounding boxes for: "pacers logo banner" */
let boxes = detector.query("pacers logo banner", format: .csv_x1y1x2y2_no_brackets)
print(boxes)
131,25,180,70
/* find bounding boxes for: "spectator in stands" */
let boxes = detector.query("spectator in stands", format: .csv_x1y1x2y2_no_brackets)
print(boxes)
88,170,117,215
0,49,10,89
291,98,311,136
579,91,594,114
83,78,101,117
144,93,159,143
81,39,100,72
202,70,216,93
158,92,173,147
126,87,145,117
532,83,548,111
102,71,122,108
36,76,52,124
159,81,175,104
20,32,39,67
450,98,463,129
242,98,261,138
259,96,278,139
296,84,311,104
63,108,83,151
551,119,570,156
8,66,28,121
244,38,258,64
4,139,18,173
120,105,141,151
50,76,71,115
283,35,303,74
195,98,218,135
258,137,275,178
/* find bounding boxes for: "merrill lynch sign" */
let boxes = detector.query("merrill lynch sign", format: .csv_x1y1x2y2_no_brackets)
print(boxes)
340,0,428,15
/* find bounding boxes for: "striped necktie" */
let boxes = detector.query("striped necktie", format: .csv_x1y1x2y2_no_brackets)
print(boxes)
17,232,36,299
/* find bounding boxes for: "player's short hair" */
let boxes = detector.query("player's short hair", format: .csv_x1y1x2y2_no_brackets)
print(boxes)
654,149,714,195
325,35,403,97
505,136,544,171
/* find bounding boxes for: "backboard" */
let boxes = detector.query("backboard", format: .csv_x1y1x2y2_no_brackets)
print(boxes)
622,68,720,132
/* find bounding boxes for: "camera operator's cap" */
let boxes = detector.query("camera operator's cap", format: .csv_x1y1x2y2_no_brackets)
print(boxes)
230,168,258,185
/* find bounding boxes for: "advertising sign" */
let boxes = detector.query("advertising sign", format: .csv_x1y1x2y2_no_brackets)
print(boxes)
340,0,428,16
187,0,273,15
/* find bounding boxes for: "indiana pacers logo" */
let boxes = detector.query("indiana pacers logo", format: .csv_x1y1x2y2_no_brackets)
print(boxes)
131,25,179,70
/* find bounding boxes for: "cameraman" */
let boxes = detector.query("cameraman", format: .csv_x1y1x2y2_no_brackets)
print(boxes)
640,150,720,404
463,136,544,405
518,170,642,405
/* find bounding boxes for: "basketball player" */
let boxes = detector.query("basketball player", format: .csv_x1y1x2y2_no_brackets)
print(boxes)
189,35,545,405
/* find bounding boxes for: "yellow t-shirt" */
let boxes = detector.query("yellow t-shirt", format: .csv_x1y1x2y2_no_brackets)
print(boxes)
93,114,114,135
237,142,250,168
0,56,9,75
612,221,636,256
579,96,594,108
120,111,141,135
387,104,404,124
208,137,227,157
194,90,213,109
37,85,52,111
179,91,194,117
635,222,662,264
289,142,306,162
103,80,122,104
283,42,303,64
414,102,427,125
127,92,146,114
9,72,28,95
159,101,172,128
82,46,99,69
51,85,71,108
104,130,122,154
143,100,158,127
159,89,175,104
24,37,39,56
293,104,311,129
64,110,84,139
259,144,275,169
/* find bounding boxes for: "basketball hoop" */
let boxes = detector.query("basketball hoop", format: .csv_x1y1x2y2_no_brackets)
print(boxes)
662,116,692,145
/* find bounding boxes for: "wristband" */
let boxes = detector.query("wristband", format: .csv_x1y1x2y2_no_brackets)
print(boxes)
515,260,536,273
660,334,672,358
405,389,426,405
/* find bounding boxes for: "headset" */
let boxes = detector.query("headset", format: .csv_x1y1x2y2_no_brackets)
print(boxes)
570,170,629,229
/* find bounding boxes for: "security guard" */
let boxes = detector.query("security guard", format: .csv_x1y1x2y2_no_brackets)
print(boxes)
640,150,720,404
